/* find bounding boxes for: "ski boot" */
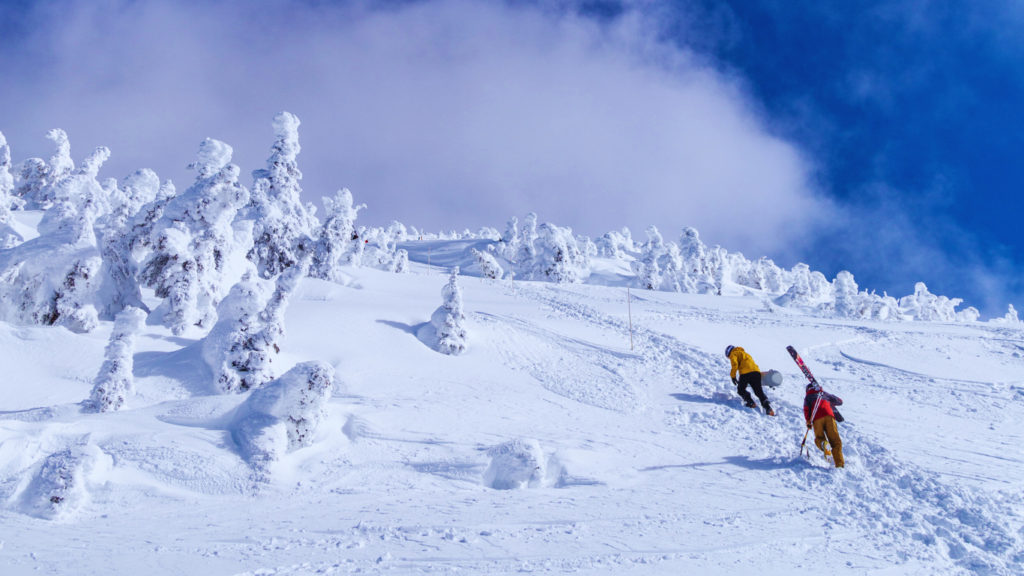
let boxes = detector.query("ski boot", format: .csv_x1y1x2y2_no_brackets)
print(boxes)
743,400,758,409
762,402,776,417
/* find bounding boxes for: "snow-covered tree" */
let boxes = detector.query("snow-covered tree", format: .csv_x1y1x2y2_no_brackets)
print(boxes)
310,189,365,282
0,131,23,249
472,247,504,280
0,146,108,332
517,212,538,268
899,282,962,322
244,112,317,279
86,307,147,412
631,225,665,290
140,138,250,335
498,216,520,260
14,129,75,210
989,304,1020,324
203,257,309,394
390,249,409,273
833,271,862,318
431,267,468,355
595,229,629,259
775,263,830,309
529,223,583,284
620,227,636,252
576,235,597,259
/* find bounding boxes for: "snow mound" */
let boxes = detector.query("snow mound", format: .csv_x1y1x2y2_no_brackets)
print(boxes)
231,361,337,472
21,443,110,521
483,439,547,490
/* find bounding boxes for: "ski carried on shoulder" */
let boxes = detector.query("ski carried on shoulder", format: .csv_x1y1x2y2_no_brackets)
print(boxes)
786,345,819,386
788,345,822,460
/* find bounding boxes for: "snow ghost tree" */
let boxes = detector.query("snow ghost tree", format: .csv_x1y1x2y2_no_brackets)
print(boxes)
431,267,468,355
390,249,409,273
989,304,1020,324
14,129,75,210
517,212,538,268
899,282,962,322
231,361,337,471
498,216,520,260
528,223,584,284
0,137,110,332
244,112,317,279
775,263,830,309
310,189,366,282
833,271,862,318
141,138,250,335
0,131,24,249
203,257,309,394
96,169,169,318
472,247,504,280
86,307,147,412
631,226,665,290
595,229,629,259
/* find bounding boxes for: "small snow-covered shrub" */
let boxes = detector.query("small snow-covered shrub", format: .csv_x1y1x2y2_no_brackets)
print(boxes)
471,247,504,280
232,361,336,467
483,439,546,490
86,307,147,412
245,112,317,279
431,267,468,355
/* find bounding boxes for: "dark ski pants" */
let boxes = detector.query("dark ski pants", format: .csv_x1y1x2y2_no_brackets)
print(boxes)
813,416,845,468
737,371,770,408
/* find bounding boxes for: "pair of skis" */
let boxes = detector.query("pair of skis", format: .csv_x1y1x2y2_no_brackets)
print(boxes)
787,346,832,463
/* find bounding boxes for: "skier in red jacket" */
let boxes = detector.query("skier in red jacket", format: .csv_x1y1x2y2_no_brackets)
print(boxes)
804,382,845,468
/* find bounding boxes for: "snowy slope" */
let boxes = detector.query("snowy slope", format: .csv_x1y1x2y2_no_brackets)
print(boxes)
1,256,1023,575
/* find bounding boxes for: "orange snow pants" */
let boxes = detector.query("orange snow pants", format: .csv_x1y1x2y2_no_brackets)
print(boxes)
813,416,845,468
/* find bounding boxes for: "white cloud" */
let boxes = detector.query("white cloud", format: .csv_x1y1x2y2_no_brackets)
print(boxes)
0,0,825,258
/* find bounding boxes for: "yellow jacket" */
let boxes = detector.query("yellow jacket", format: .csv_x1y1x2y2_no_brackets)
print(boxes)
729,347,760,379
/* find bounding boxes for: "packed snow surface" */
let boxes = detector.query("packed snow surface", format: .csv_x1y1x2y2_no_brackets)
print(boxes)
1,256,1023,574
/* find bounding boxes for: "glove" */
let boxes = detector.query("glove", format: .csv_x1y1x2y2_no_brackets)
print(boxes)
731,377,739,386
806,422,812,429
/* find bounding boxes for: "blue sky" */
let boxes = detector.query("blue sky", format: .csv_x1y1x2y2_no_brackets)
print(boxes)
0,0,1020,315
655,0,1024,312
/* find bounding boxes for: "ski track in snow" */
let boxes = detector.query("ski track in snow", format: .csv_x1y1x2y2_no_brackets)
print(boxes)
1,270,1023,574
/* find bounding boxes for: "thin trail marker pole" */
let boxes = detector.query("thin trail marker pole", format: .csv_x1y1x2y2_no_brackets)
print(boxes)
627,286,634,350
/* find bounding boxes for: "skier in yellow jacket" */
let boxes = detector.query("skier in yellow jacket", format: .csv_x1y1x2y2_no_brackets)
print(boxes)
726,345,775,416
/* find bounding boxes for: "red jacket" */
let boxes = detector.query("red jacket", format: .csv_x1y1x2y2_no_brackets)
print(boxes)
804,388,842,422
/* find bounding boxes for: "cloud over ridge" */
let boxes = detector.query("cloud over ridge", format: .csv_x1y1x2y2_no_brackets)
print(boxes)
0,0,824,260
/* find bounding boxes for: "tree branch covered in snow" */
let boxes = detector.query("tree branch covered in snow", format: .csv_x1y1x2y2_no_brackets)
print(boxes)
86,307,147,412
